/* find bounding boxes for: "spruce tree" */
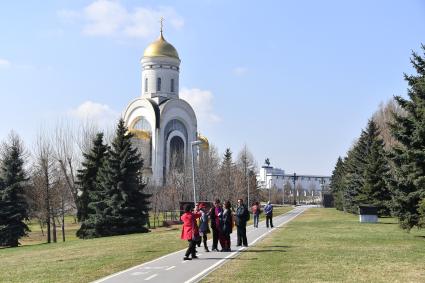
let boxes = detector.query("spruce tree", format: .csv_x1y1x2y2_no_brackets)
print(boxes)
389,45,425,230
362,120,391,216
76,133,108,222
330,157,345,210
342,131,367,213
0,135,29,247
81,119,150,238
76,133,108,238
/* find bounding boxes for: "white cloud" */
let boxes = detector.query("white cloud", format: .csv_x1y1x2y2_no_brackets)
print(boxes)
59,1,184,38
68,101,119,128
0,58,11,69
232,66,248,76
180,88,221,128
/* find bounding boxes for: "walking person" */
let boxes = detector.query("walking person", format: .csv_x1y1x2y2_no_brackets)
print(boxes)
180,204,201,260
235,199,249,247
198,203,211,252
221,200,233,252
252,201,260,228
210,199,223,251
264,201,274,228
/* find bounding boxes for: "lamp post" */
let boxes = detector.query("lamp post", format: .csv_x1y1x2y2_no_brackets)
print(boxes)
292,173,297,205
190,140,202,205
268,178,272,202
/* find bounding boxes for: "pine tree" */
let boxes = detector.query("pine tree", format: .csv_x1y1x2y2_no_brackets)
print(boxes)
362,120,391,216
330,157,345,210
389,45,425,230
342,131,367,213
76,133,108,223
0,134,29,247
81,119,150,238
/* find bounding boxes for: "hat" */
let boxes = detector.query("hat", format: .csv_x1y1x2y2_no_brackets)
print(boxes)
198,203,206,209
267,201,271,205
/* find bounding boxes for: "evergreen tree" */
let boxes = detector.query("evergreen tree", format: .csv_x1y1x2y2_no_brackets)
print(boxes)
342,131,367,213
80,119,150,238
0,134,29,247
362,120,391,216
220,148,236,201
389,45,425,230
75,133,108,223
330,157,345,210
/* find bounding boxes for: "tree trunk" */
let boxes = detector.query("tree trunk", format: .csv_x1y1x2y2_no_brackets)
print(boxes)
62,197,66,242
52,217,57,243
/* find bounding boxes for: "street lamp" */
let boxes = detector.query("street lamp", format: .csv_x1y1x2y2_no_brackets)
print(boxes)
292,173,297,205
191,140,202,205
246,167,253,207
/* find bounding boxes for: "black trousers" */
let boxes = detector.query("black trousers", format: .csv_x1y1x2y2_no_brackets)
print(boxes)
211,228,218,249
266,214,274,228
185,240,196,257
236,225,248,246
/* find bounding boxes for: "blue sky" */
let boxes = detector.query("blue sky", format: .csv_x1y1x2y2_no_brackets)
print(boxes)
0,0,424,175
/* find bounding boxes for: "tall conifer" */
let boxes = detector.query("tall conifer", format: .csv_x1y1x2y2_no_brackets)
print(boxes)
80,119,150,238
0,134,29,247
389,45,425,230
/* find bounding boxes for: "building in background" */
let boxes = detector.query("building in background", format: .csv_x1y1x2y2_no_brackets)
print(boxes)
123,26,206,185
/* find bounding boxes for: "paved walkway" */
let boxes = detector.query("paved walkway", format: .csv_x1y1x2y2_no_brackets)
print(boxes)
93,206,308,283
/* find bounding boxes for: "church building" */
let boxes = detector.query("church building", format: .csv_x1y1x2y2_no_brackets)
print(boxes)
123,26,207,185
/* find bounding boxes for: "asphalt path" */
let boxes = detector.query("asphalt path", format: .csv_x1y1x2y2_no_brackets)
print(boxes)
92,205,308,283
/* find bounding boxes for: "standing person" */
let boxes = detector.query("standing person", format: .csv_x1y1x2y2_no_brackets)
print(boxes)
221,200,233,252
235,199,249,247
198,203,211,252
252,201,260,228
264,201,274,228
210,199,223,252
180,204,201,260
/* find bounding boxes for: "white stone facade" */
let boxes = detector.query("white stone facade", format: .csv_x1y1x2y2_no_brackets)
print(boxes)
123,33,197,185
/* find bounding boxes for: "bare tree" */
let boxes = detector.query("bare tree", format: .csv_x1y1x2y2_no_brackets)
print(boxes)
31,130,56,243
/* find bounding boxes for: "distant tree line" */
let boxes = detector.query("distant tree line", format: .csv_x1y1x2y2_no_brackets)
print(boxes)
330,45,425,231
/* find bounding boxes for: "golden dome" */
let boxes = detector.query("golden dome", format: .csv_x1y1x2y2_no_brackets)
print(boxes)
143,32,179,60
197,134,209,150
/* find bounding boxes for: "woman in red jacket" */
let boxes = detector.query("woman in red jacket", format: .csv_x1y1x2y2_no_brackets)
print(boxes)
181,204,201,260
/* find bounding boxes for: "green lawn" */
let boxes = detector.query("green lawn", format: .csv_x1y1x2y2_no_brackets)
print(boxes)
202,208,425,283
0,206,293,283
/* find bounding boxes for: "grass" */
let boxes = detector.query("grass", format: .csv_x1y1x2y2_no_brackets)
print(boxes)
0,206,293,283
202,208,425,283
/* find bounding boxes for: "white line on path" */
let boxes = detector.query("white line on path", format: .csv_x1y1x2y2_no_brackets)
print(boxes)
165,266,176,271
144,274,158,281
183,207,307,283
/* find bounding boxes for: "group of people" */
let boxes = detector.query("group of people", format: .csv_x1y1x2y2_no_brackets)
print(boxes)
180,199,274,261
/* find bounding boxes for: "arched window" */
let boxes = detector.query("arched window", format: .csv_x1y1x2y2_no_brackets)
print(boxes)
171,79,175,92
144,78,148,93
157,77,161,92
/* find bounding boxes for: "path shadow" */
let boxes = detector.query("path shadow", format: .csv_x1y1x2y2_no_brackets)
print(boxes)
414,235,425,239
263,245,292,248
198,257,258,261
240,249,286,253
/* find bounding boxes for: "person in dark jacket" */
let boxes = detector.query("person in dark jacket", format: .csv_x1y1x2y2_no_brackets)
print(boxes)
181,204,201,260
221,200,233,252
198,202,211,252
264,201,274,228
210,199,223,251
235,199,249,247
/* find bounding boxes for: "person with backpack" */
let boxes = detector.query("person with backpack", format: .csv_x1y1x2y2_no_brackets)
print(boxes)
264,201,274,228
252,201,260,228
235,198,249,247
